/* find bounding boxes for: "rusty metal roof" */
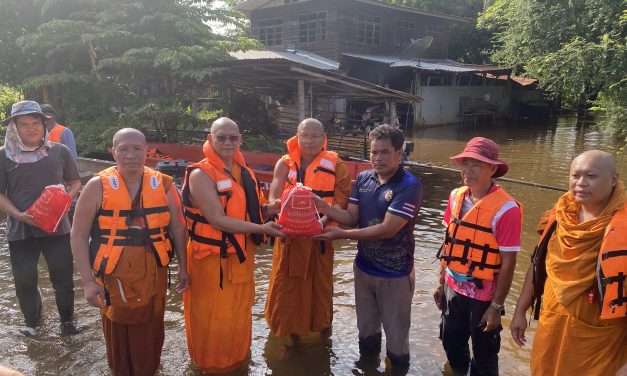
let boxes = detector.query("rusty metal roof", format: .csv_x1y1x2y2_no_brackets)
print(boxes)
342,53,512,75
219,50,421,102
229,49,340,71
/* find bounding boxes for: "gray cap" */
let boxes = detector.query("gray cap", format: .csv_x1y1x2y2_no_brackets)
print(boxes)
40,104,56,114
2,100,49,126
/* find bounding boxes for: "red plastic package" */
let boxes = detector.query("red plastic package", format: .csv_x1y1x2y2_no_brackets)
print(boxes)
277,183,323,237
26,185,72,234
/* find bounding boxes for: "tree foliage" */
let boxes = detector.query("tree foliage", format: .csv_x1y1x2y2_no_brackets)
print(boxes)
479,0,626,138
0,85,23,122
0,0,258,152
385,0,494,64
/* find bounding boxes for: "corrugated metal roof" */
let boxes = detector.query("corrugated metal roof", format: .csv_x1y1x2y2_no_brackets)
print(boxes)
229,49,340,71
342,53,512,74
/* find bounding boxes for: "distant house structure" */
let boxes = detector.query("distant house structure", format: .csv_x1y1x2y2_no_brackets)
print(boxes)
236,0,540,127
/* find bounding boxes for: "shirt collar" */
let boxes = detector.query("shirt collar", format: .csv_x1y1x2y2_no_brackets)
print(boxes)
369,165,404,185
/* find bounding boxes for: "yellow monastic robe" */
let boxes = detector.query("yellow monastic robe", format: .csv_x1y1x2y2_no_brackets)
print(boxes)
265,160,351,337
531,183,627,376
183,165,260,373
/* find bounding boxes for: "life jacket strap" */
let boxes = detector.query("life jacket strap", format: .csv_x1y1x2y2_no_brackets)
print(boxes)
97,206,169,218
91,227,168,247
601,249,627,260
312,189,335,198
313,166,335,176
188,231,247,265
451,216,493,233
184,209,209,224
602,272,626,312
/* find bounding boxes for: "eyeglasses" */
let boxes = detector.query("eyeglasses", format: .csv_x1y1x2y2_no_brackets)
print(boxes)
298,134,325,141
213,135,240,143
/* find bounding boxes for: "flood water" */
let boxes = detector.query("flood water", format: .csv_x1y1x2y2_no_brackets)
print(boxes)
0,116,625,375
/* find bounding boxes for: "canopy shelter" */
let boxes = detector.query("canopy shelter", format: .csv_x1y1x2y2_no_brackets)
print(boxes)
217,49,421,122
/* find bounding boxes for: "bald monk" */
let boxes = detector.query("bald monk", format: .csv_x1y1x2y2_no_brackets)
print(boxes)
265,118,351,345
72,128,189,375
510,150,627,375
182,117,284,373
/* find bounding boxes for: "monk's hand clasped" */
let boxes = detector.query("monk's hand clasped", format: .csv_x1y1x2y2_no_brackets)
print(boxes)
176,268,190,294
481,304,502,333
84,279,106,309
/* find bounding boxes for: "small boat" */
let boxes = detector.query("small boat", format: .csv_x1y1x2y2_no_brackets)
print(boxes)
78,142,373,196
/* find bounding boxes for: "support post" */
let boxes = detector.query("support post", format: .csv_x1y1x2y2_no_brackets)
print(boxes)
413,70,421,127
298,79,305,121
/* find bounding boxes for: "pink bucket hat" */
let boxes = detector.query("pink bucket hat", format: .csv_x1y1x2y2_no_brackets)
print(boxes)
450,137,509,178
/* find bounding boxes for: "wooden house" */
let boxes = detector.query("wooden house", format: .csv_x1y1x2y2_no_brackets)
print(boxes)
237,0,522,127
237,0,469,61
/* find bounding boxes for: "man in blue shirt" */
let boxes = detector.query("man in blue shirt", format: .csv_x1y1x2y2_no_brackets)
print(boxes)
315,124,423,372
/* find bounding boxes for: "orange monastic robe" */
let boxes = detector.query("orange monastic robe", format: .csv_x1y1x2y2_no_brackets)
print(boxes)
183,165,261,373
265,160,351,337
530,184,627,376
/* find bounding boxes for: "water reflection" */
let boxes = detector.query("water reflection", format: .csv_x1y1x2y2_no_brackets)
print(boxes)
0,116,624,375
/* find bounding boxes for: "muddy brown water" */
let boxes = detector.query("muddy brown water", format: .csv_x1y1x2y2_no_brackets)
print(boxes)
0,116,625,375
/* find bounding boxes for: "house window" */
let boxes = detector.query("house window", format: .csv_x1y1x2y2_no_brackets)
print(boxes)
394,20,416,47
426,24,443,34
357,14,381,45
258,19,282,46
299,12,327,43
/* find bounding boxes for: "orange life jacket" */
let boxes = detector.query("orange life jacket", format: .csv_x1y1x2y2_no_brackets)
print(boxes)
438,185,521,281
533,203,627,320
90,166,173,276
281,136,337,205
181,141,263,262
47,124,65,143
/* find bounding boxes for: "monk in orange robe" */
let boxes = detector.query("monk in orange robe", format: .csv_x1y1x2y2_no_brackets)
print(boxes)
72,128,190,376
182,118,283,373
265,118,351,345
510,150,627,376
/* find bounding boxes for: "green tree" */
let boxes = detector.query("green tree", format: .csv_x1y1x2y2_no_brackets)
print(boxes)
0,0,258,152
0,84,23,121
384,0,493,63
479,0,626,138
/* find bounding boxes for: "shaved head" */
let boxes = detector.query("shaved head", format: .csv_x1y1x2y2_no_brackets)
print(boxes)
297,118,324,133
113,128,146,147
571,150,616,174
569,149,619,211
210,117,239,135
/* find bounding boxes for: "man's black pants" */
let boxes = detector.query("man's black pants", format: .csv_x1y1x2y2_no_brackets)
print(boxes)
8,234,75,327
440,284,501,376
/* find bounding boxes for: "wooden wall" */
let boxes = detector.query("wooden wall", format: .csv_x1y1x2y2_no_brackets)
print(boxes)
250,0,340,60
249,0,454,60
337,0,451,59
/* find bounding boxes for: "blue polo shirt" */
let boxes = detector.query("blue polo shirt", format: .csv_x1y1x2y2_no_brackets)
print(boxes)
349,166,423,278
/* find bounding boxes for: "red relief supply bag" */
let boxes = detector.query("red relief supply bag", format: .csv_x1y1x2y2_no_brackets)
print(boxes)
25,184,73,234
277,183,323,237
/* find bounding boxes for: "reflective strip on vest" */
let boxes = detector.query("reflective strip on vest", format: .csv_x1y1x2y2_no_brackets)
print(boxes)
90,166,173,276
439,186,520,281
181,159,259,263
282,150,338,205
